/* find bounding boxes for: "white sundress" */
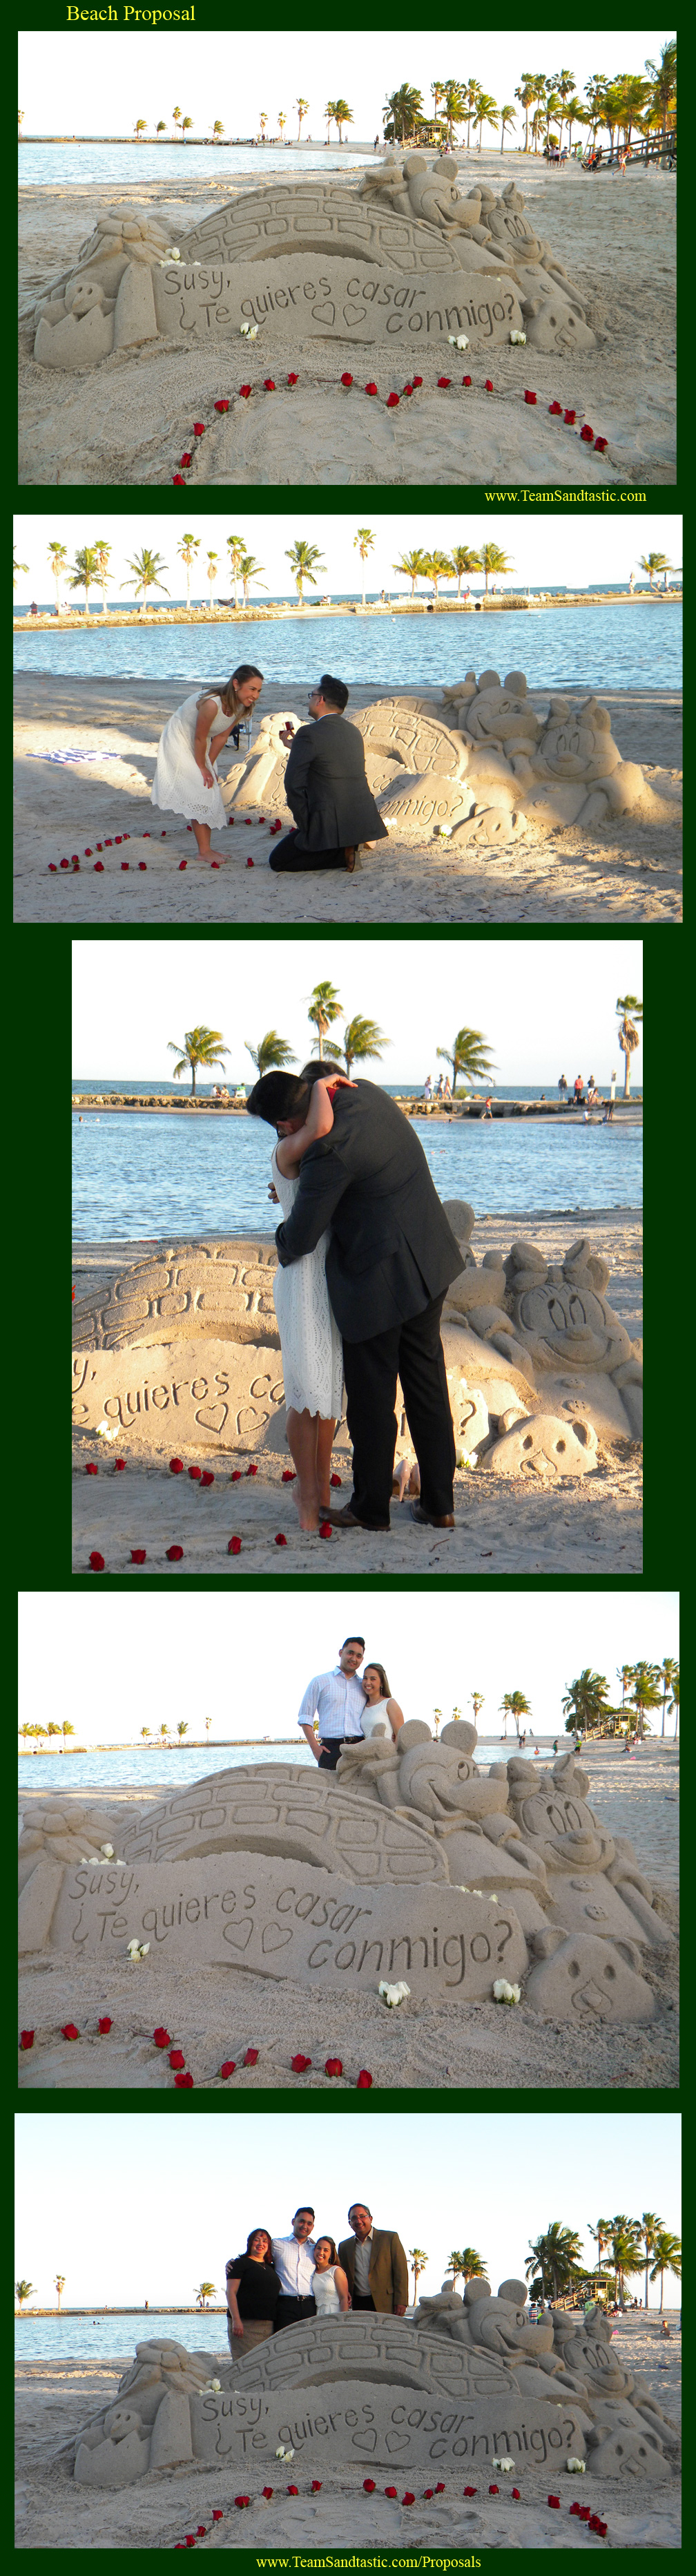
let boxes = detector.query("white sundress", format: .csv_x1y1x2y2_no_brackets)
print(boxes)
271,1149,344,1421
312,2267,342,2316
151,691,229,827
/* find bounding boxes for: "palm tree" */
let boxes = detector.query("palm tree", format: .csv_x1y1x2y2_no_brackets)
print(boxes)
430,79,446,133
47,540,68,616
156,121,167,139
195,2281,217,2309
563,97,586,153
588,2218,612,2273
583,75,606,151
530,104,545,154
47,1721,62,1742
543,90,563,150
141,1726,151,1742
61,1721,75,1751
177,533,201,612
470,1690,485,1727
278,112,287,142
616,993,641,1098
450,2247,487,2282
259,113,268,142
182,117,194,141
120,548,170,613
173,106,182,139
667,1670,679,1739
463,79,481,148
354,526,376,609
296,97,309,141
342,1016,390,1078
442,79,467,149
525,2223,583,2302
226,533,246,609
499,104,517,151
436,1025,495,1094
477,542,514,595
644,39,677,154
244,1031,297,1078
177,1722,188,1745
18,109,24,136
628,1661,662,1738
19,1721,34,1745
392,548,428,599
474,93,499,149
168,1027,230,1096
206,550,219,611
432,1706,443,1738
15,2282,35,2309
422,550,454,603
658,1657,678,1739
239,553,267,607
160,1721,169,1746
204,1715,213,1740
134,120,148,140
499,1690,513,1737
515,75,536,152
306,981,343,1060
334,98,352,141
325,100,338,142
552,67,576,118
649,2230,681,2311
69,546,101,616
562,1670,617,1737
211,120,225,142
54,2275,66,2309
93,540,112,617
409,2247,428,2302
14,554,29,590
617,1663,634,1722
640,2214,664,2311
608,2218,643,2305
638,551,673,589
450,546,481,598
383,85,423,144
510,1690,531,1740
285,539,325,602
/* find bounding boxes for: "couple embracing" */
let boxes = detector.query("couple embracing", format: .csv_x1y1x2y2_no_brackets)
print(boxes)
246,1062,463,1535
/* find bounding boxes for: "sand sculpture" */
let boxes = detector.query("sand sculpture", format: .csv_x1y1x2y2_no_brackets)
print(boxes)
220,685,653,852
30,164,596,370
70,1212,641,1462
19,1719,671,2020
70,2287,678,2489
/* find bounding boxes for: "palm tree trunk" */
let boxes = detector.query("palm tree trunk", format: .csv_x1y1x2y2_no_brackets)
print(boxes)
191,1065,196,1095
659,2269,664,2312
644,2256,649,2309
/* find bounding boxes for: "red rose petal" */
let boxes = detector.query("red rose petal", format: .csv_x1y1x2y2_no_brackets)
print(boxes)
485,379,494,392
20,2032,34,2049
130,1549,146,1564
96,843,103,851
512,2488,520,2498
365,382,378,396
325,2056,342,2077
49,863,57,871
179,860,187,870
403,383,414,394
212,2510,224,2519
122,861,129,870
264,379,276,392
94,861,104,871
153,2029,171,2048
281,1468,296,1482
214,399,229,412
524,390,536,403
173,475,186,485
115,1459,126,1470
412,374,423,385
580,423,593,441
231,1469,242,1481
490,2483,499,2494
435,2483,445,2493
234,2496,250,2509
220,2059,236,2078
175,2070,194,2086
169,1458,184,1473
402,2493,415,2506
262,2487,273,2498
193,422,205,437
201,1470,215,1486
287,2484,298,2495
579,2506,592,2520
548,2495,560,2508
363,2479,376,2492
594,436,608,452
319,1520,332,1538
104,840,113,848
311,2480,322,2491
246,1462,258,1476
385,2487,397,2498
169,2050,186,2068
291,2053,311,2072
356,2069,373,2088
563,409,576,425
329,1472,341,1486
246,856,254,867
287,372,298,384
84,848,92,856
139,861,146,870
188,1464,202,1480
166,1545,184,1561
341,372,353,387
143,832,150,837
274,1532,287,1546
386,391,400,407
423,2489,434,2499
86,1462,98,1474
549,400,562,414
228,1536,242,1554
570,2501,581,2515
240,385,251,397
462,374,472,385
243,2047,258,2065
437,376,451,388
61,2023,79,2040
464,2487,477,2497
89,1552,105,1571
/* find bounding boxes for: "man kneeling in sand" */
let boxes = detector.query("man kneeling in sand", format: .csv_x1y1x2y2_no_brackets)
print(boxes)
271,676,388,875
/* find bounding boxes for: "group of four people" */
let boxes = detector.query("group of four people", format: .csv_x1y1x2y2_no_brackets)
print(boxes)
226,2203,409,2358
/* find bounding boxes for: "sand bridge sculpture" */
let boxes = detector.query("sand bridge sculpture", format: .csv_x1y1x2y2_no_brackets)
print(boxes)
220,680,654,854
29,161,598,370
70,2282,678,2488
19,1719,669,2021
70,1201,642,1466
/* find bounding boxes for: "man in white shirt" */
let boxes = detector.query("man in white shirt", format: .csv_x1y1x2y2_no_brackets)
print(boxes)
271,2206,318,2331
298,1634,366,1771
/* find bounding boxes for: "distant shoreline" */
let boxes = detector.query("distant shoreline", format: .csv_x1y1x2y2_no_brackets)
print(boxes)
71,1093,641,1123
14,595,682,632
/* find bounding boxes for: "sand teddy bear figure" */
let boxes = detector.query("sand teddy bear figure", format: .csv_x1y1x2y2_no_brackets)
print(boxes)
509,697,647,828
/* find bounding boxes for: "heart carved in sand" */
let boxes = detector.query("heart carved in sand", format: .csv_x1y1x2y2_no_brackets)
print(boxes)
193,1399,229,1435
222,1918,254,1952
261,1923,293,1954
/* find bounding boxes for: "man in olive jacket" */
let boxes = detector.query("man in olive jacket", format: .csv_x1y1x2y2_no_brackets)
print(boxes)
269,675,388,872
339,2204,409,2315
247,1063,462,1530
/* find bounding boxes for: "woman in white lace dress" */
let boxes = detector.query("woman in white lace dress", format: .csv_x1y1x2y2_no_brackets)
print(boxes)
311,2237,351,2315
360,1661,405,1744
151,664,263,857
269,1076,351,1530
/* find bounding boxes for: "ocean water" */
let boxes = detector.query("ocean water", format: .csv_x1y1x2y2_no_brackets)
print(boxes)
19,1741,541,1796
71,1103,641,1240
15,603,682,694
19,142,375,187
15,2312,231,2364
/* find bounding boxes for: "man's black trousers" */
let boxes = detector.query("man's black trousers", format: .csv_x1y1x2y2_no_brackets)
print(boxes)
269,832,347,871
342,1291,455,1527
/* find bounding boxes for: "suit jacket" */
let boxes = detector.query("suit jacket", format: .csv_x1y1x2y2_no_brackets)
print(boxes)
283,714,388,851
274,1078,463,1342
338,2228,409,2314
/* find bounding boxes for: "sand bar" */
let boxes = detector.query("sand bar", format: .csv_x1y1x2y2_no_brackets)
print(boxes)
19,155,676,486
16,680,682,924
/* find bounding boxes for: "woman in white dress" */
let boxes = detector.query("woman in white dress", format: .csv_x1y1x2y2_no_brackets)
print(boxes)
360,1661,405,1744
268,1074,353,1532
311,2237,351,2315
151,664,263,858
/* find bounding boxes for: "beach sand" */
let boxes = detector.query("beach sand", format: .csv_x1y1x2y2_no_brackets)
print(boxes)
14,2309,681,2548
71,1212,643,1578
19,155,677,485
19,1735,675,2097
15,679,682,924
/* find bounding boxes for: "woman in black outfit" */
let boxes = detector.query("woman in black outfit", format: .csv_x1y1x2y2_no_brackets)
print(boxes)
225,2227,280,2358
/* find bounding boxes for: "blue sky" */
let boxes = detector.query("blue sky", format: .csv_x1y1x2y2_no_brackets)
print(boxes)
15,2111,681,2307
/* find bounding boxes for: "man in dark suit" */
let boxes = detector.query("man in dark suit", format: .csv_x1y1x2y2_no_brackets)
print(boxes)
246,1062,462,1531
269,676,388,874
338,2204,408,2314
